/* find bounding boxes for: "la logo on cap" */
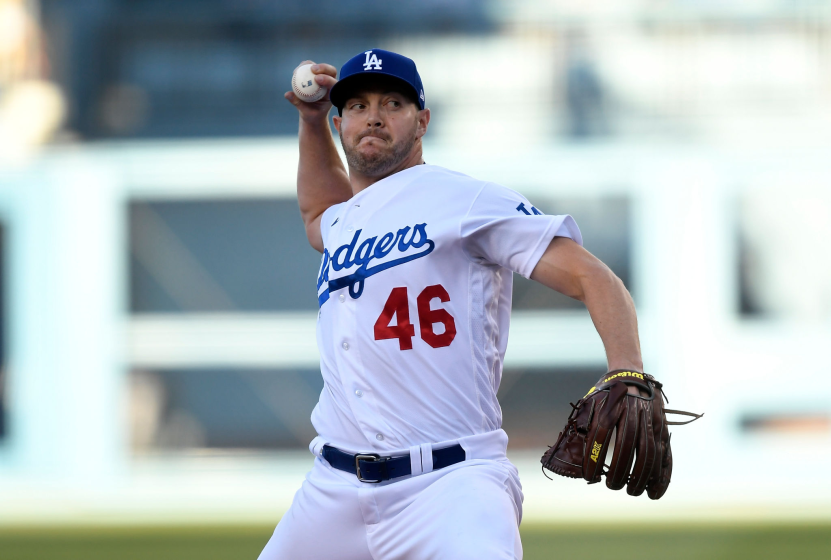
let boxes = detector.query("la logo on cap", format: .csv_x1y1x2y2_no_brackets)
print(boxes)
363,50,382,71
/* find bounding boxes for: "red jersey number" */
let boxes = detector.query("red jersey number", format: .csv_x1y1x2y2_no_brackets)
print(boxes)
373,287,416,351
374,284,457,350
416,284,457,348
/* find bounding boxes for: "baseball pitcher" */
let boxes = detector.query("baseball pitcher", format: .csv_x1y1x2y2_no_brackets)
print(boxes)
258,49,698,560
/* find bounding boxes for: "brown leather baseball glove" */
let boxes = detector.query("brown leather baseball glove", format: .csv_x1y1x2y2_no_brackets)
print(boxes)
541,370,702,499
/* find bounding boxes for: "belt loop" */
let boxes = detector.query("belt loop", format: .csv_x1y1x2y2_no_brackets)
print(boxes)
409,445,423,476
420,443,433,473
309,436,326,457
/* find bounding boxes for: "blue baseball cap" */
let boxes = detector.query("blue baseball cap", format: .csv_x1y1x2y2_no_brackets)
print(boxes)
329,49,426,114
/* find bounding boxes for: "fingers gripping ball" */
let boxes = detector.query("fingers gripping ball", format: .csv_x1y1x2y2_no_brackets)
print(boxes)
540,370,702,500
292,64,326,102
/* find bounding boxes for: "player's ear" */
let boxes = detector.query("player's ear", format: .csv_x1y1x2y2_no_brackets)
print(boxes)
333,115,342,133
415,108,430,139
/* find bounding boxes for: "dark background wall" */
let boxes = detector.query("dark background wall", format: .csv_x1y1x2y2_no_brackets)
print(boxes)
41,0,492,139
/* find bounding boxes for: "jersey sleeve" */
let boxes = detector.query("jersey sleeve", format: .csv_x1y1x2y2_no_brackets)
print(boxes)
319,202,347,242
460,183,583,278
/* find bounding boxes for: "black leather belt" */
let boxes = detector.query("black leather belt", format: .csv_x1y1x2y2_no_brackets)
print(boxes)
322,444,466,483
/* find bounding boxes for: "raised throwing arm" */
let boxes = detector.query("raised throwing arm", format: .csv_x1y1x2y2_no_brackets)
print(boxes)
285,62,353,252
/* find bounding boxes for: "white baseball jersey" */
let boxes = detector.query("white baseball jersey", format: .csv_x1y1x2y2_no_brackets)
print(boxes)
312,164,582,453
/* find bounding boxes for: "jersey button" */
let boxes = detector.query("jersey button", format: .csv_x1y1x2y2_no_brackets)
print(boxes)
347,226,353,232
354,389,363,398
339,294,345,303
375,433,384,441
342,342,349,350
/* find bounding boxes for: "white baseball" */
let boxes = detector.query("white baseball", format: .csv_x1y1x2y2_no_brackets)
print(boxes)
292,64,326,103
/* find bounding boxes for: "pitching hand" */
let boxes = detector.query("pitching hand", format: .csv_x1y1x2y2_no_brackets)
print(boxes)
285,61,338,122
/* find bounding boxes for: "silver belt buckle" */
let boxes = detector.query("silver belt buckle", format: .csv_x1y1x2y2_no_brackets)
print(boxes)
355,453,381,483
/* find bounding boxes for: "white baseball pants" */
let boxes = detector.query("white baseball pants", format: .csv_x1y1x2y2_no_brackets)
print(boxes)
258,431,523,560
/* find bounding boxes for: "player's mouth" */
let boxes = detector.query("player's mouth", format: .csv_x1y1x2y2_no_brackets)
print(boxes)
357,131,390,144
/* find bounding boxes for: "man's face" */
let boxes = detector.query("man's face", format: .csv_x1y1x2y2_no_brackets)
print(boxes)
333,85,428,177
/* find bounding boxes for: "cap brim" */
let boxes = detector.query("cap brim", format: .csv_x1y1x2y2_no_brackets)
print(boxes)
330,72,422,111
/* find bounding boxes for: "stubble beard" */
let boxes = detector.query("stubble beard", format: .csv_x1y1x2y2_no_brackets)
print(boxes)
340,128,417,178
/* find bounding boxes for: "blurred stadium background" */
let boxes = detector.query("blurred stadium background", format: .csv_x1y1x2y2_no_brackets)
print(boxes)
1,0,830,557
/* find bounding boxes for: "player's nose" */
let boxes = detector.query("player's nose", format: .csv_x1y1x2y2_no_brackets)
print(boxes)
364,104,384,127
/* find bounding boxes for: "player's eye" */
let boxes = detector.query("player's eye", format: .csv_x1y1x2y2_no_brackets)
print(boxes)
388,100,401,108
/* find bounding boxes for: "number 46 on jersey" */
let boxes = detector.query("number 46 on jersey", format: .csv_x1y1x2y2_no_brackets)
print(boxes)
374,285,457,351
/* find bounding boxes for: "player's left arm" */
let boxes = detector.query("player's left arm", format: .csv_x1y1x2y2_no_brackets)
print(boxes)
530,237,643,372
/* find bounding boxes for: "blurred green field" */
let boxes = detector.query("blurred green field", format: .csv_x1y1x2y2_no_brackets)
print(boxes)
1,523,829,559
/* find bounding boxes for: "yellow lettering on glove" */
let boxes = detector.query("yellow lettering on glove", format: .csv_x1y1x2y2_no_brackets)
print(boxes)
602,371,644,384
590,441,602,463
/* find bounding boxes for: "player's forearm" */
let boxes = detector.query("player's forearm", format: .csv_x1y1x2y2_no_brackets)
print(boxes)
531,238,644,372
297,117,352,227
579,266,644,373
